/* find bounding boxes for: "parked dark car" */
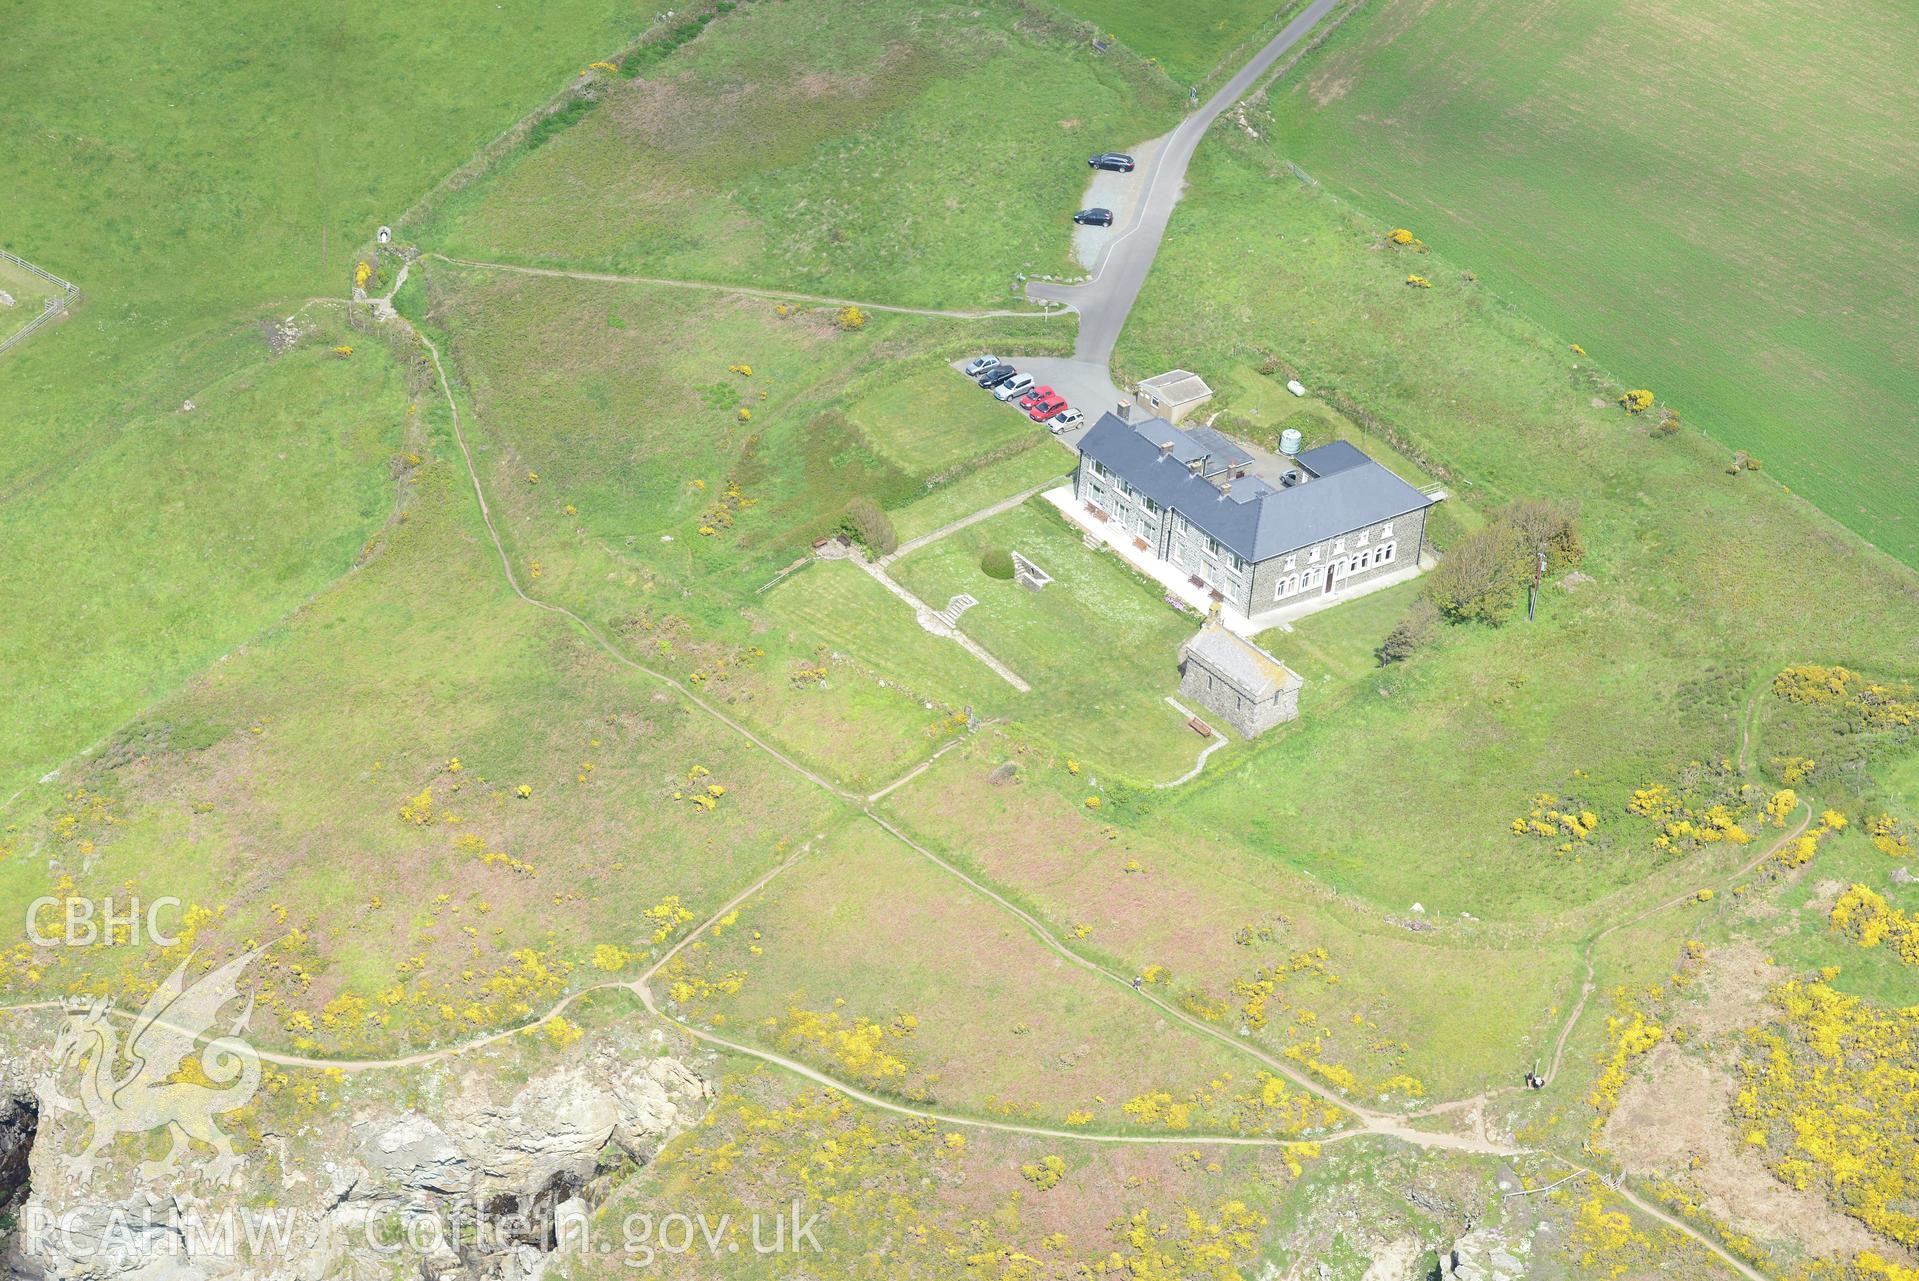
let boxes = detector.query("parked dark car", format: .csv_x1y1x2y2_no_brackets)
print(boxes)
1088,152,1136,172
976,363,1017,389
1073,208,1115,227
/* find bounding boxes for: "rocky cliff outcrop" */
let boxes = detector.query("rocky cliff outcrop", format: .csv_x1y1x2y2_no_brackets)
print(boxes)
6,1033,708,1281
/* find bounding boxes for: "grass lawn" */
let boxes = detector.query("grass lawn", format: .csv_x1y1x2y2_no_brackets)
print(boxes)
1117,128,1919,920
887,445,1073,545
889,501,1210,781
1260,0,1919,569
847,363,1040,480
426,0,1183,308
658,819,1289,1131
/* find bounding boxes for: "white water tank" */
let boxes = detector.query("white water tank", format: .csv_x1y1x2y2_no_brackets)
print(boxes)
1279,428,1302,456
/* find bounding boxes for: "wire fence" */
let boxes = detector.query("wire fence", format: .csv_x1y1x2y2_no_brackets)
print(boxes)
0,249,80,359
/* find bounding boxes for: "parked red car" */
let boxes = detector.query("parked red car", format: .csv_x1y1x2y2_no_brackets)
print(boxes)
1027,395,1068,422
1016,385,1056,411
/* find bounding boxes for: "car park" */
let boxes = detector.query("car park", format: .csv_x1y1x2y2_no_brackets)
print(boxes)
1027,395,1067,422
1017,385,1056,410
1073,208,1115,227
963,355,999,377
976,363,1016,389
1088,152,1135,172
1046,407,1084,434
993,373,1035,401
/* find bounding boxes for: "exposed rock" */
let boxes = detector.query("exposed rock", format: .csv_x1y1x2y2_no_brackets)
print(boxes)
1443,1227,1528,1281
12,1040,708,1281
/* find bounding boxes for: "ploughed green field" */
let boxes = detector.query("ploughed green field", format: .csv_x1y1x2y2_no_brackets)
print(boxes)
426,0,1182,308
1260,0,1919,569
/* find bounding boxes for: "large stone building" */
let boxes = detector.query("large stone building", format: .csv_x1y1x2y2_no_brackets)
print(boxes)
1073,412,1439,617
1178,616,1303,737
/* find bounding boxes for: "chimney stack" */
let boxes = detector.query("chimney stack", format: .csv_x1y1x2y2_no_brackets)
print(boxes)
1219,480,1231,498
1159,441,1174,458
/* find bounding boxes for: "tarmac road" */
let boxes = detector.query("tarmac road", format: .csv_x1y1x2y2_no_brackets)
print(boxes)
1028,0,1345,367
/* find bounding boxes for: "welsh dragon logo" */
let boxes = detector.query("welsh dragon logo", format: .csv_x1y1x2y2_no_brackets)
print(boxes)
43,947,266,1185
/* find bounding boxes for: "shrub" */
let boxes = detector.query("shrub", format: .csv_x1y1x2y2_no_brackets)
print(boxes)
838,497,896,557
979,547,1015,580
1619,389,1655,414
1376,598,1439,665
1498,497,1585,572
1425,523,1527,625
836,305,867,330
1389,228,1414,245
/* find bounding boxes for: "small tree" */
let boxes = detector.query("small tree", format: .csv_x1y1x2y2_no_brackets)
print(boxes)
1425,523,1527,625
838,497,896,557
1498,497,1584,573
980,547,1015,580
1377,598,1438,665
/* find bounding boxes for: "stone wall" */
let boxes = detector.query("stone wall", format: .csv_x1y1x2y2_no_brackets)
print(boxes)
1179,653,1298,738
1247,504,1429,613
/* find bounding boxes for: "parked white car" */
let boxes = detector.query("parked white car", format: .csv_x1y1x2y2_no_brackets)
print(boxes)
994,373,1035,402
963,354,999,377
1047,407,1085,434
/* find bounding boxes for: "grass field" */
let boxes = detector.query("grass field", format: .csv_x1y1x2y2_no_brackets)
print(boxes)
0,317,409,798
846,363,1041,479
1261,0,1919,569
427,0,1183,308
0,0,660,791
0,257,66,346
1050,0,1301,83
1117,127,1919,919
0,449,840,1053
887,501,1208,780
876,735,1577,1101
657,820,1294,1130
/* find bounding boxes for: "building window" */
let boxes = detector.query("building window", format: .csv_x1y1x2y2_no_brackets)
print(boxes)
1355,551,1370,571
1357,531,1370,546
1283,555,1297,571
1308,548,1321,564
1204,535,1221,556
1379,542,1396,563
1228,552,1245,572
1333,539,1345,554
1275,576,1294,600
1093,460,1112,479
1381,522,1394,538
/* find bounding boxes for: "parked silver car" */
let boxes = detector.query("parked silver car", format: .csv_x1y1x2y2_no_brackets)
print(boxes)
993,373,1036,402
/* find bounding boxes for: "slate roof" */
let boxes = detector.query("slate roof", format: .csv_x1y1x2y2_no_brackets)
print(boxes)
1138,369,1214,406
1183,624,1303,697
1076,413,1436,563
